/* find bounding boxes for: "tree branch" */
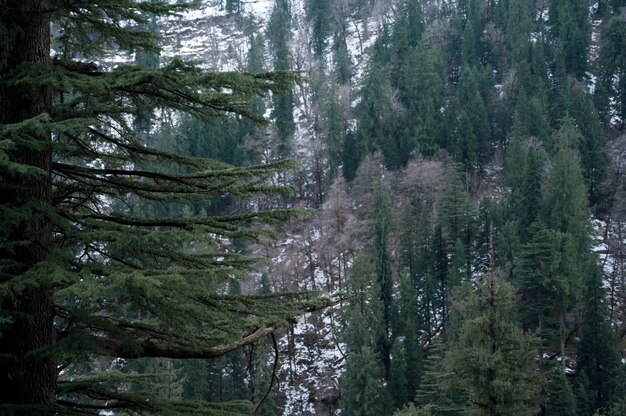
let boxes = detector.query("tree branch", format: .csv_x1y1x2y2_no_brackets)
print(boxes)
92,326,275,359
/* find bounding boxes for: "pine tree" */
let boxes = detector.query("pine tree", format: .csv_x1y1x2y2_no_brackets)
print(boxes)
390,337,410,410
371,176,394,376
305,0,332,56
267,0,295,156
544,367,576,416
414,336,465,415
597,15,626,128
340,346,393,416
445,278,539,416
575,266,621,413
341,254,386,354
0,1,324,413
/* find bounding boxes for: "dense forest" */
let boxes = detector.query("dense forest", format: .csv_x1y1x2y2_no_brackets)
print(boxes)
1,0,626,415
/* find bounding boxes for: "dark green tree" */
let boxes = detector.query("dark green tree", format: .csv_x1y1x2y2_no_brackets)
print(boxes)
371,177,394,375
0,1,323,414
544,367,576,416
575,266,622,413
305,0,332,56
389,337,410,410
341,254,386,353
340,346,392,416
445,278,539,416
596,16,626,128
267,0,295,156
414,336,464,415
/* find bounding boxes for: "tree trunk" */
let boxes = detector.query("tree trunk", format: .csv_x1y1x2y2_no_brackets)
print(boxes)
0,1,55,411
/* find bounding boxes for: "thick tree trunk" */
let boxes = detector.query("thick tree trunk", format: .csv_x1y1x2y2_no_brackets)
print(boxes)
0,1,56,411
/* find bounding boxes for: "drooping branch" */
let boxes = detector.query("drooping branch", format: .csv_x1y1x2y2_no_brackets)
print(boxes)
91,326,276,359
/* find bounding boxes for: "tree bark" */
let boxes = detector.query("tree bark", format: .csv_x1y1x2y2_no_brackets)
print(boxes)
0,1,55,411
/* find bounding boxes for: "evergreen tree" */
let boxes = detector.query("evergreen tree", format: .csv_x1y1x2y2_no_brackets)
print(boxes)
541,123,592,254
305,0,332,56
267,0,295,156
454,66,490,169
513,224,585,374
445,278,539,416
570,93,607,206
341,254,386,354
396,264,423,407
371,177,394,375
544,367,576,416
551,0,591,76
389,337,410,410
575,266,621,413
340,346,392,416
414,336,464,415
0,1,322,413
597,16,626,128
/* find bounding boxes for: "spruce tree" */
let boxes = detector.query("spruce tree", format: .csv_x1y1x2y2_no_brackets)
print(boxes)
0,1,324,413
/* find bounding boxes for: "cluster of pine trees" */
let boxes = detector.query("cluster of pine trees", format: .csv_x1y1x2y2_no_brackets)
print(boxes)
328,0,626,415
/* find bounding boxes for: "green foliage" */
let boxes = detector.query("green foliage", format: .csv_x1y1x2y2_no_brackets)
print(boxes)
597,16,626,127
445,278,539,416
393,403,434,416
0,1,327,414
389,338,410,410
371,178,394,347
544,367,576,416
305,0,332,56
575,267,621,413
267,0,295,155
414,336,464,415
341,254,386,353
340,346,392,416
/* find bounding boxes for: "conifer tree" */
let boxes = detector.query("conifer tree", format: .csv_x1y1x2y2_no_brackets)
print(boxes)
341,254,386,354
414,336,464,415
371,176,394,375
0,1,324,413
340,345,392,416
445,278,539,416
389,337,410,410
544,367,577,416
575,266,621,413
267,0,295,156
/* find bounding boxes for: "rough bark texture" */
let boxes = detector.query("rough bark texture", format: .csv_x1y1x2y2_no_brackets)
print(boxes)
0,1,56,410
